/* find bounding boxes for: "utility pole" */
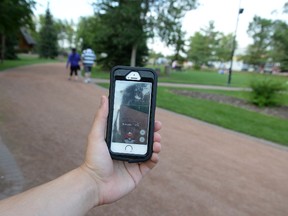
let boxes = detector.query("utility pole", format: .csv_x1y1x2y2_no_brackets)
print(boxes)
227,0,244,85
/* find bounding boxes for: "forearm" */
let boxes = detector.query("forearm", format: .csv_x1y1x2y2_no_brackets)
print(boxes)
0,167,98,216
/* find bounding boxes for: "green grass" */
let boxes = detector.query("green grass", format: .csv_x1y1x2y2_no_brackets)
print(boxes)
98,83,288,146
160,70,288,87
157,87,288,146
0,54,61,71
92,66,288,88
176,88,251,100
177,88,288,106
91,65,110,79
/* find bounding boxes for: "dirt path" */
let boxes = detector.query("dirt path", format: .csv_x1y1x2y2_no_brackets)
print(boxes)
0,63,288,216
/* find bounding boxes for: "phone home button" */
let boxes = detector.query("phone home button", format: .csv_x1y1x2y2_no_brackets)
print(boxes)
125,145,133,152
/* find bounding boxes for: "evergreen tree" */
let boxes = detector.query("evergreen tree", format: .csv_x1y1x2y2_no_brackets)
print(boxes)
38,8,58,58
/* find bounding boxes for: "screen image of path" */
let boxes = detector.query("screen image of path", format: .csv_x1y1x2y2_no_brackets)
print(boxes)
112,80,152,145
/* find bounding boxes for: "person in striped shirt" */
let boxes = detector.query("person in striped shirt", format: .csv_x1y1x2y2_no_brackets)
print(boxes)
81,48,96,83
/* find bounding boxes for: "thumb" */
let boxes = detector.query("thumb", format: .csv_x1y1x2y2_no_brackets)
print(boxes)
90,95,109,141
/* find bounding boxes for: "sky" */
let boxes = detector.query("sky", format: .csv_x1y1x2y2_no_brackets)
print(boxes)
34,0,288,55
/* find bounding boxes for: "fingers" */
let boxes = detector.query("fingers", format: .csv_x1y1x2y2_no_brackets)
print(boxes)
154,132,161,143
89,95,108,141
138,122,162,176
140,152,160,176
151,123,162,162
141,141,161,172
153,142,161,154
154,121,162,132
150,152,160,164
153,121,162,146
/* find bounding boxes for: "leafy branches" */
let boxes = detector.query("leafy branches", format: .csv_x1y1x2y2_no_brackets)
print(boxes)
243,16,274,67
89,0,198,68
187,21,233,68
0,0,35,61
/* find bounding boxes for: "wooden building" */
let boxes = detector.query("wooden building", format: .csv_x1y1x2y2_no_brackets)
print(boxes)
18,27,36,53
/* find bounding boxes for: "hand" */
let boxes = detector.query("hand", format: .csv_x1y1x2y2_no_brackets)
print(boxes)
82,95,162,206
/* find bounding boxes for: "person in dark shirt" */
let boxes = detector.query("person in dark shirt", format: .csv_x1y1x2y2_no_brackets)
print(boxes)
66,48,81,81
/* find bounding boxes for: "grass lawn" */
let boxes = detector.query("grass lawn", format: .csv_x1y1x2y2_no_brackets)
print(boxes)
157,87,288,146
0,54,61,71
92,66,288,88
98,83,288,146
178,88,288,106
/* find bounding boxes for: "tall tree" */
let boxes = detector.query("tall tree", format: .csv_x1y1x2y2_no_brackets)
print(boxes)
76,16,103,51
243,16,274,69
154,1,198,60
93,0,148,68
55,19,76,52
38,8,58,58
270,2,288,71
188,32,208,68
92,0,198,68
215,33,234,63
270,20,288,71
283,1,288,13
63,19,76,49
0,0,35,61
187,21,220,68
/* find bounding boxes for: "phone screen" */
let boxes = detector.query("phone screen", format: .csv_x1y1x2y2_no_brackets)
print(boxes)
111,80,152,155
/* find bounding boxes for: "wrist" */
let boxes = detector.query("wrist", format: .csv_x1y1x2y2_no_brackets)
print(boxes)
78,164,101,207
76,166,100,207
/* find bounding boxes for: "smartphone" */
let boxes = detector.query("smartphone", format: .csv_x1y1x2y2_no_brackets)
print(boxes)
106,66,158,163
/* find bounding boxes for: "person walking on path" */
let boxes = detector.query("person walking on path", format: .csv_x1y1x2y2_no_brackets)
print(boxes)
81,48,96,83
66,48,81,81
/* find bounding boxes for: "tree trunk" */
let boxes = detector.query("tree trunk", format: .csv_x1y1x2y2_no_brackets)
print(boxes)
130,43,138,67
0,34,5,63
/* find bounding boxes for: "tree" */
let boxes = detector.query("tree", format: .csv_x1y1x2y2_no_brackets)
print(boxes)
55,19,76,52
283,1,288,13
269,2,288,71
215,33,234,63
0,0,35,61
242,16,274,70
93,0,148,68
76,16,102,51
187,21,220,68
154,1,198,60
187,32,208,68
92,0,198,68
38,8,58,58
270,20,288,71
62,20,76,49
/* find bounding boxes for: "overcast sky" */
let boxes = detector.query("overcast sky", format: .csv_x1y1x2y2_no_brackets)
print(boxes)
34,0,288,55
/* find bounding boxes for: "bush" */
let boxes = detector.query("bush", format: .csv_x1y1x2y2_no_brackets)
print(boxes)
249,78,287,107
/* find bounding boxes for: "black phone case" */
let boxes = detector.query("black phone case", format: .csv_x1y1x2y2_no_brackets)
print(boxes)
106,65,158,163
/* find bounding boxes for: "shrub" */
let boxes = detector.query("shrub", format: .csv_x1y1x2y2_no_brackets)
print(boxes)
249,78,287,107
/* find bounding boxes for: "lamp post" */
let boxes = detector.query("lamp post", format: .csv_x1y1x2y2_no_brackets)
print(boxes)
227,2,244,85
